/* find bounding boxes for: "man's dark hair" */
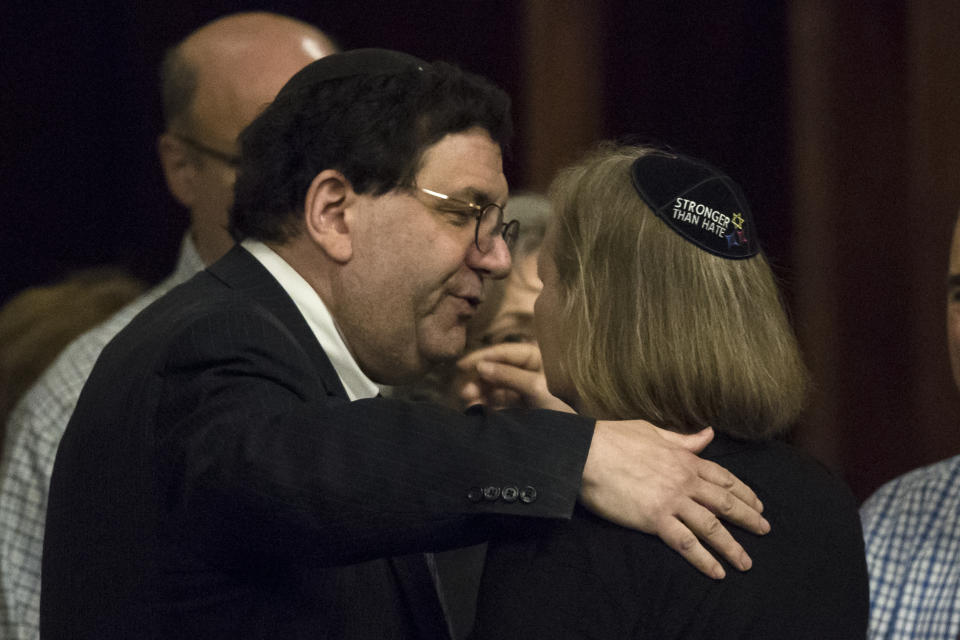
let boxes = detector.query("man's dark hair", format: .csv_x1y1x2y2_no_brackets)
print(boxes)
229,59,512,243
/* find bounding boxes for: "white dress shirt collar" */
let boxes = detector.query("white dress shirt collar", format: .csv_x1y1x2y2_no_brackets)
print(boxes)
173,233,206,282
241,239,381,400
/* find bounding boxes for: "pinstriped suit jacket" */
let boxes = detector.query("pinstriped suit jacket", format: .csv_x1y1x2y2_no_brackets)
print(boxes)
39,246,593,639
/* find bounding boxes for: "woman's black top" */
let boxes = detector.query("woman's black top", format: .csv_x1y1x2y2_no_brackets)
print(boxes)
473,434,868,639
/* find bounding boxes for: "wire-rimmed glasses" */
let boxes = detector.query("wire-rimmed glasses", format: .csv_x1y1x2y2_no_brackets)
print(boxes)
418,187,519,253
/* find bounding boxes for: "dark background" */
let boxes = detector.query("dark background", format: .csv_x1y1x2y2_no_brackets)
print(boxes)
0,1,788,300
3,0,959,501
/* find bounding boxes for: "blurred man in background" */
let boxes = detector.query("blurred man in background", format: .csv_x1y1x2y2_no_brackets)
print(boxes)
860,212,960,639
0,13,335,639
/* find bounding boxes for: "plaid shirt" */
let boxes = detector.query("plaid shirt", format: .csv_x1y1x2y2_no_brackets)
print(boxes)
0,238,203,640
861,454,960,639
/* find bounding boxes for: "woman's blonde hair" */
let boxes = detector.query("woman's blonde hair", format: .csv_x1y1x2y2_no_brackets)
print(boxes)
549,143,807,440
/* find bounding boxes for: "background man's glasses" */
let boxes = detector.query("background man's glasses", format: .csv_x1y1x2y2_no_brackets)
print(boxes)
171,133,241,167
418,187,519,253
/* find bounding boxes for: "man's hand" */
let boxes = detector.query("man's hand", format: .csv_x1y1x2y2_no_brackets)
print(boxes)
580,421,769,579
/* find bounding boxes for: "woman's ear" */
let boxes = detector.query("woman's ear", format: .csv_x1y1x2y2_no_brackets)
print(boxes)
303,169,355,263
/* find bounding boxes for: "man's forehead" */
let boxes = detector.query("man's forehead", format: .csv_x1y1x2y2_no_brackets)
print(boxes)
415,128,508,201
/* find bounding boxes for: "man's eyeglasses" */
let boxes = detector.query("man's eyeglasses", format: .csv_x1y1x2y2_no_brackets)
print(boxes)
171,133,240,167
418,187,519,253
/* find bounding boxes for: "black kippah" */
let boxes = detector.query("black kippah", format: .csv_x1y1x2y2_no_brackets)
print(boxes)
630,151,758,259
276,48,429,99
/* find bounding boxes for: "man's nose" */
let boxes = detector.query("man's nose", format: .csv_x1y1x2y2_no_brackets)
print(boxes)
466,235,512,279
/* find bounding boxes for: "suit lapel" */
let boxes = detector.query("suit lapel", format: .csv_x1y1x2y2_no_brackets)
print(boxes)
206,245,347,399
208,246,451,639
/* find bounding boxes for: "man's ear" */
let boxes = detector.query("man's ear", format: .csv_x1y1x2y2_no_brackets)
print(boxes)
157,133,198,208
303,169,354,263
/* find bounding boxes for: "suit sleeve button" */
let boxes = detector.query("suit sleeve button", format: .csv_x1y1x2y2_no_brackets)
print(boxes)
482,486,501,501
519,486,538,504
501,486,519,503
467,487,484,503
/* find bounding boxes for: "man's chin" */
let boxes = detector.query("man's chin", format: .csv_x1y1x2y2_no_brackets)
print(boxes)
418,331,468,367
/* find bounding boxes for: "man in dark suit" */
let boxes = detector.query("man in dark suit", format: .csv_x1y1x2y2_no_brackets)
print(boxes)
40,49,769,639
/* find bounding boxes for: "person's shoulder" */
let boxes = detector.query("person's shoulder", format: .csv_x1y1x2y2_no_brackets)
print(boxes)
120,275,311,380
108,266,256,345
861,454,960,533
705,435,856,505
869,454,960,500
767,438,853,489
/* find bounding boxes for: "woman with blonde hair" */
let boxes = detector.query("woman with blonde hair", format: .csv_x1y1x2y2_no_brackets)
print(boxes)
471,144,868,638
